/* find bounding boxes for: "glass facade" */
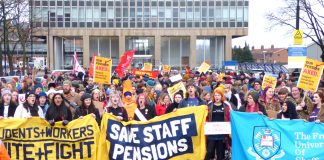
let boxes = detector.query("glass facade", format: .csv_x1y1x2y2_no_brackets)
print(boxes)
89,37,119,66
34,0,249,28
196,37,224,68
161,37,190,67
125,36,155,68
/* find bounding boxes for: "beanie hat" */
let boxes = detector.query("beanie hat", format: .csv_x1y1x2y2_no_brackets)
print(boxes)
146,80,155,87
26,90,36,98
248,91,259,103
38,92,47,98
63,80,72,86
2,89,11,96
124,91,132,97
81,93,92,101
34,84,43,90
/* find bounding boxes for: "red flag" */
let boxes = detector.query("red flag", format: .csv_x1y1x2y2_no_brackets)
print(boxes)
115,50,135,77
89,53,95,77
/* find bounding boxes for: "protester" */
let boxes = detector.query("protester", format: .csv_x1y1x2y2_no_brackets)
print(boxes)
165,92,183,114
201,91,212,105
104,91,128,121
277,87,295,106
14,91,44,118
178,82,206,108
62,80,81,116
134,93,156,121
251,80,262,96
38,92,49,117
239,91,267,116
258,87,280,117
34,84,43,97
224,83,239,109
146,87,157,109
74,93,101,125
205,87,230,160
123,91,137,121
11,90,19,106
86,78,97,93
45,93,72,126
276,100,298,120
291,86,313,120
309,91,324,122
0,89,17,118
155,93,171,116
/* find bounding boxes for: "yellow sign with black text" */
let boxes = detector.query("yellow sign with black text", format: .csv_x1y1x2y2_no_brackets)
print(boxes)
0,115,100,160
297,58,324,92
93,56,112,84
262,75,277,90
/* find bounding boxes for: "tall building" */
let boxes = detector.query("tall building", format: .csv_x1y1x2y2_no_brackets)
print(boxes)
32,0,249,70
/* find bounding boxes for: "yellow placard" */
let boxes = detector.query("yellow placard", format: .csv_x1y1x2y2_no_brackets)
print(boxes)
163,64,171,73
93,56,112,84
262,75,277,90
218,73,225,82
0,115,100,160
142,63,153,71
167,82,187,102
98,106,208,160
297,58,324,92
294,29,303,45
197,62,211,74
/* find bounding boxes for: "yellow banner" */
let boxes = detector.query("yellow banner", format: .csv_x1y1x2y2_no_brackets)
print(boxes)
98,106,208,160
142,63,153,71
293,29,303,45
167,82,187,102
0,115,100,160
163,65,171,73
262,75,277,90
197,62,211,74
297,58,324,92
94,56,112,84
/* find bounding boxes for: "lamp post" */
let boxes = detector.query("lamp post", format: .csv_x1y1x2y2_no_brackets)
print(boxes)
296,0,300,29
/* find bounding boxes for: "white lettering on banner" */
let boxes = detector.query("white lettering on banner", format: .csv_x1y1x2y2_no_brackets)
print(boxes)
293,131,324,159
204,122,231,135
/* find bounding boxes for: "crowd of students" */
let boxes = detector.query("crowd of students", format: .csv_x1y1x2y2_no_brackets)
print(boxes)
0,69,323,160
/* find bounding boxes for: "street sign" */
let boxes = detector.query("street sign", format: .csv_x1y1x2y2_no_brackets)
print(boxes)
288,46,307,68
293,29,303,45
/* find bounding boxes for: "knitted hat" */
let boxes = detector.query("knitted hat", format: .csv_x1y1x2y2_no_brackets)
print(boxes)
26,91,36,98
248,91,259,103
146,80,155,87
124,91,132,97
81,93,92,101
34,84,43,90
2,89,11,96
38,92,47,98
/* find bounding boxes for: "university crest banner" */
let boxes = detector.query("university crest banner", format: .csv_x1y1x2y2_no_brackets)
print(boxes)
98,106,207,160
231,111,324,160
0,115,100,160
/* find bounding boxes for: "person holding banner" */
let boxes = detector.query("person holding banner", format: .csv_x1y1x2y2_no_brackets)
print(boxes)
134,93,156,121
238,91,267,116
258,87,280,118
14,91,44,118
0,89,17,118
291,87,313,120
38,92,49,117
276,100,299,120
205,87,231,160
11,90,19,106
165,91,183,113
308,91,324,122
104,91,128,121
45,93,72,126
74,93,101,125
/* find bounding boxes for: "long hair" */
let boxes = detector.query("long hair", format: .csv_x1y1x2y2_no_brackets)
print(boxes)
158,93,171,106
106,91,123,107
136,93,148,107
47,93,68,120
23,95,38,112
81,98,97,115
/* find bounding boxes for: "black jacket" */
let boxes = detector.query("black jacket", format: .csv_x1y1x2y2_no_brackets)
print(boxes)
74,106,101,126
165,102,179,114
46,104,72,122
0,103,17,117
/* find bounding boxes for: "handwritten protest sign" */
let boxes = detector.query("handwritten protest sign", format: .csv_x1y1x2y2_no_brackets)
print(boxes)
93,56,112,84
262,75,277,90
297,58,324,92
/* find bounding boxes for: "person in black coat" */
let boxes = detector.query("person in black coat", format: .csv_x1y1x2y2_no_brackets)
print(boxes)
104,91,128,122
277,100,298,120
0,89,17,118
46,93,72,126
74,93,101,125
238,91,268,116
165,92,183,114
134,93,156,121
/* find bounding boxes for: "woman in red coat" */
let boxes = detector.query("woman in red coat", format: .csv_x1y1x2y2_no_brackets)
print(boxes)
155,93,171,116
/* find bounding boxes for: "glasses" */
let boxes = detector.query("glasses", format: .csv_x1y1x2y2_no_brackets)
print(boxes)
28,95,36,98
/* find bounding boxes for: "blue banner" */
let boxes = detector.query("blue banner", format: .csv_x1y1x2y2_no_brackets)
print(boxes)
288,47,307,56
231,111,324,160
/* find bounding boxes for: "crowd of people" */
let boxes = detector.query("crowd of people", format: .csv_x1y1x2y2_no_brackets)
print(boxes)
0,69,324,160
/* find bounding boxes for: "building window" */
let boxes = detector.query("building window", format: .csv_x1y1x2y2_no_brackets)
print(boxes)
57,1,63,6
72,1,77,6
230,7,236,21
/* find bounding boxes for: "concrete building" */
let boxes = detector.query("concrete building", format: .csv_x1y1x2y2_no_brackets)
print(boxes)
32,0,249,70
251,45,288,64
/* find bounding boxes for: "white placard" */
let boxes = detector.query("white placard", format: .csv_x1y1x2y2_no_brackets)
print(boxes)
169,74,182,83
204,122,231,135
18,94,26,104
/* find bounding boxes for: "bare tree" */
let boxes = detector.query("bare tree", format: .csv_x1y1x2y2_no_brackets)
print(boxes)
266,0,324,61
